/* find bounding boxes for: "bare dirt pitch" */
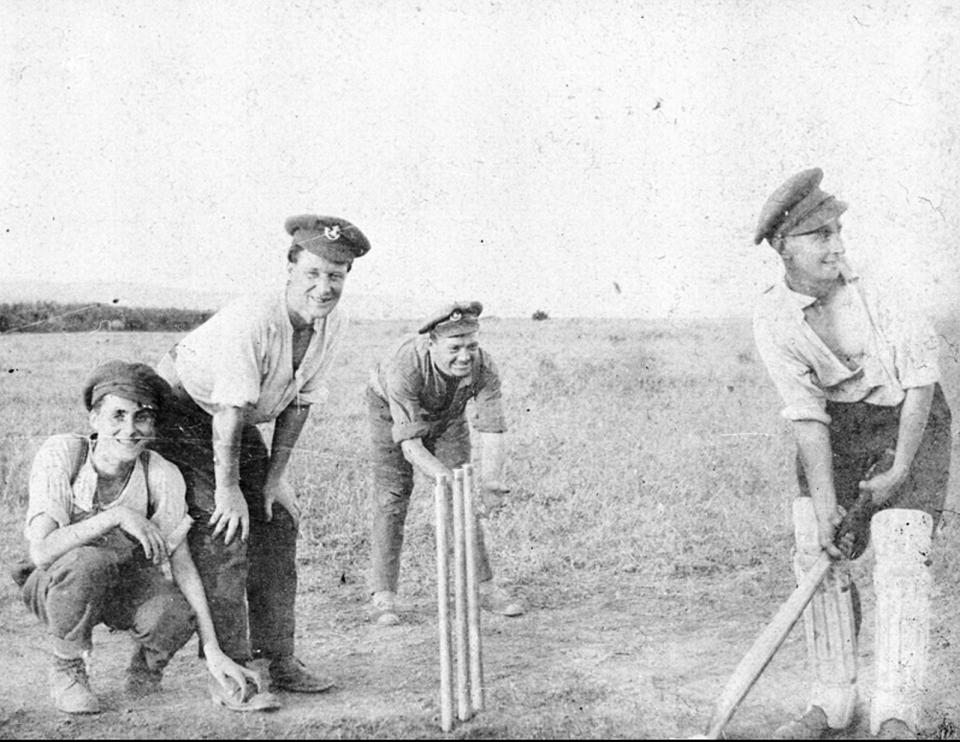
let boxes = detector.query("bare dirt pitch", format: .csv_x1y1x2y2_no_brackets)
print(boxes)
2,539,959,740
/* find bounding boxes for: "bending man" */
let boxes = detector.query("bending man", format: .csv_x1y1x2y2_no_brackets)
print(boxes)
366,301,524,625
154,214,370,708
753,168,951,740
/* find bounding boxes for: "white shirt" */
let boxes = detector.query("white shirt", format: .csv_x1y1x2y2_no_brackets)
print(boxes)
26,433,192,554
167,289,346,424
753,262,941,424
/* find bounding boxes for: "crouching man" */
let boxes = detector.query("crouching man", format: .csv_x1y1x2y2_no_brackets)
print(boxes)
17,361,267,714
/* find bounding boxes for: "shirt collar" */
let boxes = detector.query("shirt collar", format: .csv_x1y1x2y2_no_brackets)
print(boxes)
777,258,859,315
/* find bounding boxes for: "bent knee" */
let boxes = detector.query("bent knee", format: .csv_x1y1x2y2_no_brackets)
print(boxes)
49,546,119,583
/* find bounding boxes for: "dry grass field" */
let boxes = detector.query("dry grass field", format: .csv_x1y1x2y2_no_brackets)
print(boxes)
1,316,959,739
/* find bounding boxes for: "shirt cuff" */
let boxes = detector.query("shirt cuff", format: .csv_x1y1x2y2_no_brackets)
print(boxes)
392,420,431,443
209,379,259,410
899,367,940,389
296,386,328,406
780,405,832,425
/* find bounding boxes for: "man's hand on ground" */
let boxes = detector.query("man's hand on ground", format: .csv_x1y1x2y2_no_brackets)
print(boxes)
204,645,262,696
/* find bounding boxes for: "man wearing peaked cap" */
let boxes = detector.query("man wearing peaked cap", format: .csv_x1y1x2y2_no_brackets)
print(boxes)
82,360,171,413
284,214,371,264
151,213,371,708
751,170,950,740
418,300,483,336
753,167,847,247
365,300,525,625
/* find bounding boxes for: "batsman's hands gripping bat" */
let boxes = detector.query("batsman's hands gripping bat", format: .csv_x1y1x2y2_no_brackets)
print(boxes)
835,447,896,560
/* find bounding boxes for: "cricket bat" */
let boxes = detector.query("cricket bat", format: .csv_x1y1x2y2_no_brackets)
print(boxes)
700,479,883,740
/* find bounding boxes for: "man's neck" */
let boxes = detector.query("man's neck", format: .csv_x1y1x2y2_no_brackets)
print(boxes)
287,308,314,331
91,446,135,481
784,272,843,303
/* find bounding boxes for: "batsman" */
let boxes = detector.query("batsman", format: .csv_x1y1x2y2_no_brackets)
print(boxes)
752,168,952,740
365,301,524,625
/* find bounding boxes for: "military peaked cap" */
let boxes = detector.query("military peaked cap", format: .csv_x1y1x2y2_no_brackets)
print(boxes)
419,301,483,337
285,214,371,263
754,167,847,245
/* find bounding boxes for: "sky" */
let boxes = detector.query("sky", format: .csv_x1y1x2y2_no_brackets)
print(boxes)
2,0,959,319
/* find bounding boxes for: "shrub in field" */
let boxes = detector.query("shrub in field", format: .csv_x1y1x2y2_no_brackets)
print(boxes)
0,302,212,334
531,309,550,321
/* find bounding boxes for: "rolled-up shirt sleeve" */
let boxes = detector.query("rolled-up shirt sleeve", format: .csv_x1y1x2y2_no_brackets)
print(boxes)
385,363,432,443
297,374,329,408
144,452,192,552
25,436,78,533
754,315,831,425
472,355,507,433
202,306,265,410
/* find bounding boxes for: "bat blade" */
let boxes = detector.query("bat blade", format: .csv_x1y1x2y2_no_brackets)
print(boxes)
703,551,832,739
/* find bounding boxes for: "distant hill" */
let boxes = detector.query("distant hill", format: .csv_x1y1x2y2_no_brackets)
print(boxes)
1,279,956,323
0,300,212,333
0,280,237,311
0,280,428,320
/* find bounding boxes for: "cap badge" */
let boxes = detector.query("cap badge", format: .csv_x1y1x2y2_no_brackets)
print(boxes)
323,224,341,241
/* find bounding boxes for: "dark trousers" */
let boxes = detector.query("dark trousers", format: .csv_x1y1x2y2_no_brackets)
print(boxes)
796,383,952,556
153,389,298,664
366,387,493,594
22,538,195,665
